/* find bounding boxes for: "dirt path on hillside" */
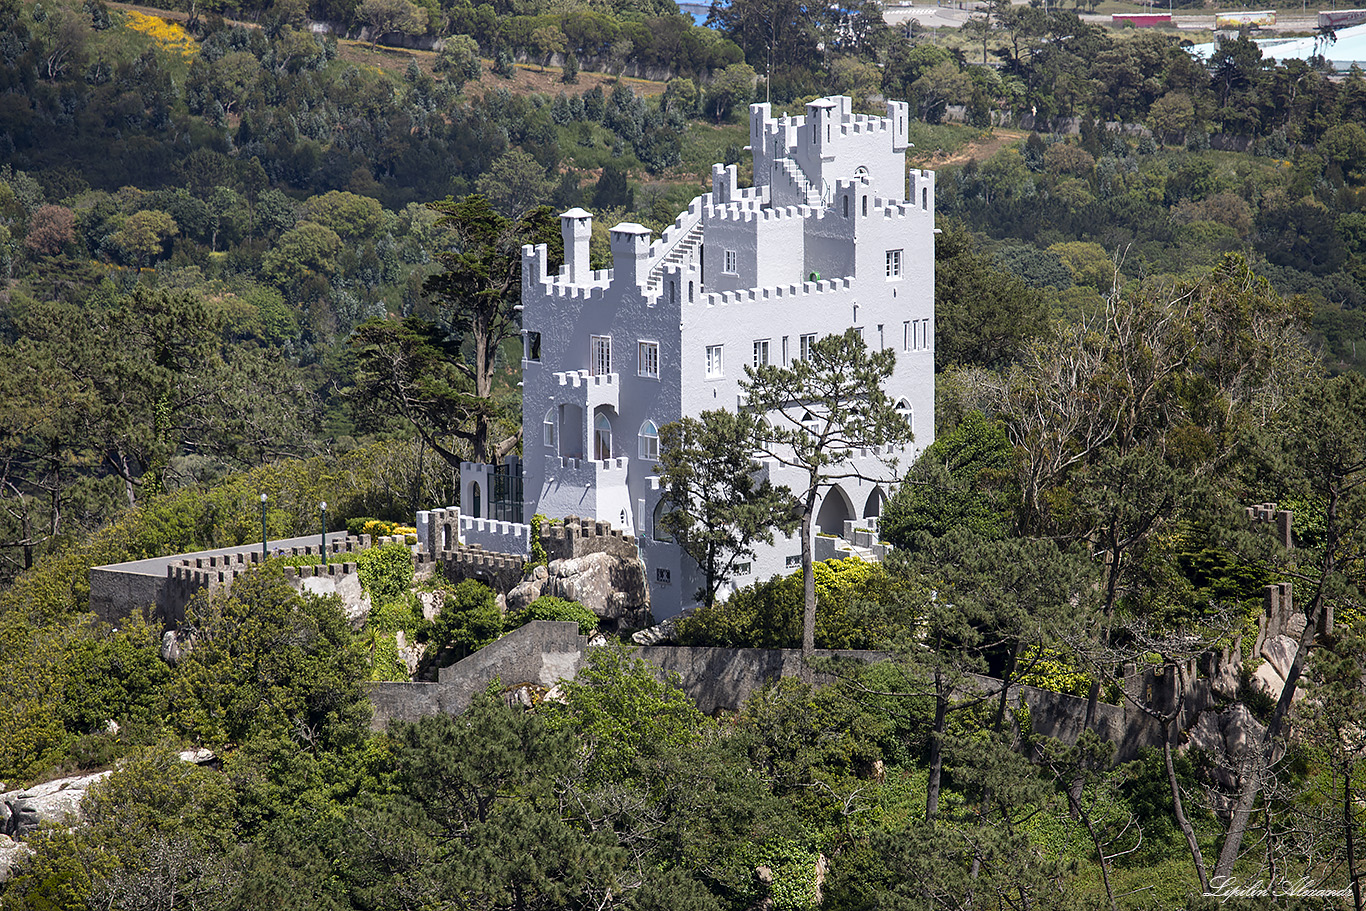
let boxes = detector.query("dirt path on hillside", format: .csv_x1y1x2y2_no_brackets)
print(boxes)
911,129,1026,168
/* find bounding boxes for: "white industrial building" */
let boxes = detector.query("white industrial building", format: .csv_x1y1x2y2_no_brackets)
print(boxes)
454,96,936,618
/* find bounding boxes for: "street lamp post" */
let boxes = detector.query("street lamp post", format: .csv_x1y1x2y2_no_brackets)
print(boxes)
320,501,328,566
260,493,268,561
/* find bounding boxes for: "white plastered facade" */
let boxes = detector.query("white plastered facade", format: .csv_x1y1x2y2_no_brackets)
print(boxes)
518,96,936,618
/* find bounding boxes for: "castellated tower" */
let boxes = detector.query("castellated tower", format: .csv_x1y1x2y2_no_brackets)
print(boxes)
515,97,936,618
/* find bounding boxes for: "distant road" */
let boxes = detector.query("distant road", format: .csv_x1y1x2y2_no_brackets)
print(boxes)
883,3,1321,33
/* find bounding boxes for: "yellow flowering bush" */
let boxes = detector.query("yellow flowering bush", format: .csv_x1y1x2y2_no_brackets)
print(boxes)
123,11,197,59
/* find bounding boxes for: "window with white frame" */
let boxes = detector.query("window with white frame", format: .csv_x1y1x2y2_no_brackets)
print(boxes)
799,333,816,361
638,340,659,379
639,420,659,461
591,335,611,375
723,249,737,274
706,344,724,378
542,408,556,448
753,338,770,368
885,249,903,279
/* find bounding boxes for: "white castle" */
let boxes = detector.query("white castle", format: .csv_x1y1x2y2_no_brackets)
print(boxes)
453,96,936,618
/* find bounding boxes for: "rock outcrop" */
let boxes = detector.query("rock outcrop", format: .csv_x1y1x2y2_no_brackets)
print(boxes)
507,553,650,629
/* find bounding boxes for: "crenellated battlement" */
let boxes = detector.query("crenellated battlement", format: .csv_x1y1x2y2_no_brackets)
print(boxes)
698,276,855,308
705,203,815,224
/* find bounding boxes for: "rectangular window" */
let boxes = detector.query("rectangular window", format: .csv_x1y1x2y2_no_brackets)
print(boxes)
735,561,752,575
886,249,903,279
723,249,737,274
799,333,816,361
785,554,801,568
525,331,541,362
542,410,556,448
591,335,611,376
655,567,672,584
782,336,789,364
638,340,659,379
753,339,770,368
903,320,911,352
706,344,724,378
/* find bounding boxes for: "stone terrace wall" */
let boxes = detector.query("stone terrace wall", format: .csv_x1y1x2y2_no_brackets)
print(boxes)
367,632,1174,761
94,534,431,627
370,621,590,729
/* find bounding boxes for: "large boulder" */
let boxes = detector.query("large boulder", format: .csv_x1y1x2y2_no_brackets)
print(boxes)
300,572,371,628
1260,634,1299,681
507,553,649,628
0,771,112,839
0,836,30,883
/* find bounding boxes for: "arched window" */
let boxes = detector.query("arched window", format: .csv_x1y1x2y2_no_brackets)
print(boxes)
652,498,672,542
594,412,613,461
542,408,556,448
639,420,659,461
895,398,913,433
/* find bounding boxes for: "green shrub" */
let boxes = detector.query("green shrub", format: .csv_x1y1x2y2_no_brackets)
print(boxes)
424,580,504,659
355,542,414,608
506,596,598,636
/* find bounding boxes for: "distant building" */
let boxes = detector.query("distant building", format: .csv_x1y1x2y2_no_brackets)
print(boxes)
461,96,936,618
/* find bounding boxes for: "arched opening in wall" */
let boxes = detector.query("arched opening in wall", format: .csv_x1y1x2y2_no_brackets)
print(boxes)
467,480,482,520
816,485,854,537
560,403,584,460
863,486,886,519
895,398,913,434
652,498,672,542
594,410,614,461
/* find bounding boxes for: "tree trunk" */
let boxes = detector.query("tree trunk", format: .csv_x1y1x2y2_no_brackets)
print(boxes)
800,485,818,683
1214,589,1331,878
1347,764,1363,911
1165,730,1209,892
926,666,946,821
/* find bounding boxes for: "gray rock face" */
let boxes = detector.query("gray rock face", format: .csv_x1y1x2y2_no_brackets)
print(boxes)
161,629,196,665
1261,634,1299,681
507,552,650,628
0,836,31,883
0,771,112,840
301,572,371,629
632,615,679,645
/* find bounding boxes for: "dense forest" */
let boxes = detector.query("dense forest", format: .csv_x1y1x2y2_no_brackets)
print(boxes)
0,0,1364,906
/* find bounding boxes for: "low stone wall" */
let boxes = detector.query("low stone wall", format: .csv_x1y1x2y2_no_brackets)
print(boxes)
438,546,527,594
366,630,1178,761
369,621,590,729
541,516,639,563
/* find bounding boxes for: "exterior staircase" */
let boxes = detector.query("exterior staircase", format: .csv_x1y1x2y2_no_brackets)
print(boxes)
645,221,703,294
774,157,823,207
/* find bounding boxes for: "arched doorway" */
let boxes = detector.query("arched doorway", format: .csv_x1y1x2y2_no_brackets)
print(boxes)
816,485,854,537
